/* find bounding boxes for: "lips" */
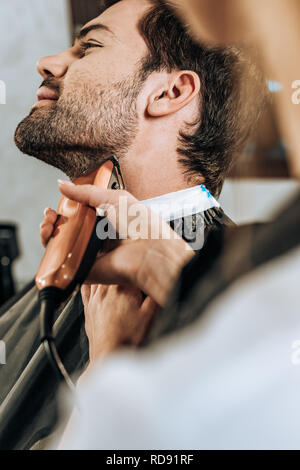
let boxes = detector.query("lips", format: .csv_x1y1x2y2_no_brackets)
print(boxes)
31,86,59,110
37,86,59,102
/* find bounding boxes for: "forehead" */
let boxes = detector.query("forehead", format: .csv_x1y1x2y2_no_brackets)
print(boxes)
84,0,151,49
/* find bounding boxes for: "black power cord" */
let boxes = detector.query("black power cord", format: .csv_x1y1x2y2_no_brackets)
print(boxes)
39,287,76,393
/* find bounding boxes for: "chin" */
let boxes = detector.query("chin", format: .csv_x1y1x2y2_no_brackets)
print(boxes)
14,127,105,180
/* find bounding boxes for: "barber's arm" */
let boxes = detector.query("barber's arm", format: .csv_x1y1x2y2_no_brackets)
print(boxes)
41,181,194,306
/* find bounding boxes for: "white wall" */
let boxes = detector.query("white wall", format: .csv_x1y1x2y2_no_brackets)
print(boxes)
219,179,300,224
0,0,70,287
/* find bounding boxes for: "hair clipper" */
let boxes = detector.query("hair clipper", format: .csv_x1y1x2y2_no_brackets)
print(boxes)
36,156,125,307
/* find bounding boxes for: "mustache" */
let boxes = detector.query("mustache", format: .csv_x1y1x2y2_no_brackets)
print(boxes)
39,77,62,96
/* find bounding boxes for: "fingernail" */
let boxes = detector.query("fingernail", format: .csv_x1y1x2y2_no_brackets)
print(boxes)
58,179,74,186
43,207,50,216
96,204,108,217
97,207,107,217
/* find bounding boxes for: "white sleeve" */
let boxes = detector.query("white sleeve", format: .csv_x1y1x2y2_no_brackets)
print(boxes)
58,247,300,450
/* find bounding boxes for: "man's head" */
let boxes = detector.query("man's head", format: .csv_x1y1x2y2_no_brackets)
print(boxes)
15,0,263,197
14,0,152,180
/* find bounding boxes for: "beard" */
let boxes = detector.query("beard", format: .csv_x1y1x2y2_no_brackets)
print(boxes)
14,73,143,179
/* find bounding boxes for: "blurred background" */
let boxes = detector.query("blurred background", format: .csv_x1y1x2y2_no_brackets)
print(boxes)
0,0,299,300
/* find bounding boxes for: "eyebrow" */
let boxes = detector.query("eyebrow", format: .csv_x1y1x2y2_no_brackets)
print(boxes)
76,24,116,41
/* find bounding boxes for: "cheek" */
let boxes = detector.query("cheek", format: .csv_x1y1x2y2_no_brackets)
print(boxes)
62,59,107,97
63,53,123,93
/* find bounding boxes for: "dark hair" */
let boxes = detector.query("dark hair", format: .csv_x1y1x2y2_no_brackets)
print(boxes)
103,0,265,196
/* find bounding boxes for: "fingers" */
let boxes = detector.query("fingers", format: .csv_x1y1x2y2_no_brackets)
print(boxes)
140,297,160,321
87,249,130,286
58,181,138,235
40,223,53,248
40,208,57,247
141,296,159,313
58,180,177,242
86,243,160,304
133,295,159,346
43,207,57,224
81,284,91,307
58,180,134,210
81,284,107,307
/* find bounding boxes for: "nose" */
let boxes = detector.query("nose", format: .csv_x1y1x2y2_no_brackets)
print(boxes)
36,49,74,79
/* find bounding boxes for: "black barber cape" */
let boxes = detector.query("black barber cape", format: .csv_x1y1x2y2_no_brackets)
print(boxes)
0,193,232,449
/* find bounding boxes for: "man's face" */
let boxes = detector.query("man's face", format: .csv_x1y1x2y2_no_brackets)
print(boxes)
14,0,151,178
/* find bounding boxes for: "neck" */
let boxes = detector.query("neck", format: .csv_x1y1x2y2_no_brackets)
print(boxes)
119,126,197,200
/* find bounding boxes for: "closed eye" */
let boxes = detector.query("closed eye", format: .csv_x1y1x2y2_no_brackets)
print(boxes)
78,41,104,57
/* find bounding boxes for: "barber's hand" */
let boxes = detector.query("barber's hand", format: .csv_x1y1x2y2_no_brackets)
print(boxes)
40,207,57,247
58,181,194,306
81,284,158,364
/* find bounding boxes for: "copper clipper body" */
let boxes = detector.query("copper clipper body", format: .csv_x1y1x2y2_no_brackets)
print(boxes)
35,156,125,304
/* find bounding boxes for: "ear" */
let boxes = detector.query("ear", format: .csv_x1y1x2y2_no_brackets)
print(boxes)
147,70,200,117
